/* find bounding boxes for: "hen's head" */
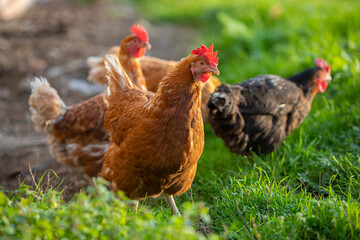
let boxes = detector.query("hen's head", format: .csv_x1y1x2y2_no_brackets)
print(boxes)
190,44,220,83
121,24,151,58
314,58,331,93
208,84,241,117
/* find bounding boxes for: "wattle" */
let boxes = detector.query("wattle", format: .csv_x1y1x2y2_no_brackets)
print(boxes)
134,48,146,58
200,72,211,83
318,80,328,93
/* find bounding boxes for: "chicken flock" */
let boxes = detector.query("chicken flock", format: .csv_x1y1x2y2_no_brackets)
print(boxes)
29,24,332,215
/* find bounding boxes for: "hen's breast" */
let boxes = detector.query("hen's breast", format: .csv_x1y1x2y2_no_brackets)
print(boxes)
101,101,204,199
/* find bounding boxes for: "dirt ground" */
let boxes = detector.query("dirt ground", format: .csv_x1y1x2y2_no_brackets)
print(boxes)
0,0,193,201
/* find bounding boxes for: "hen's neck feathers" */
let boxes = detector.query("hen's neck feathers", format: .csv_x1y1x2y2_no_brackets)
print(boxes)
146,55,202,111
287,67,320,99
119,38,147,90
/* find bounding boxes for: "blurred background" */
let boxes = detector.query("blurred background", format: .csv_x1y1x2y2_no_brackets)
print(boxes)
0,0,359,215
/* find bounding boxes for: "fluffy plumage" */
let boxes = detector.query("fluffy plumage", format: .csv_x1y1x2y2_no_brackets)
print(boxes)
29,77,108,177
29,77,66,132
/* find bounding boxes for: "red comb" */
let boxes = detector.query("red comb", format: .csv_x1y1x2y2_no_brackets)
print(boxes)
130,24,149,43
315,58,331,74
191,44,219,68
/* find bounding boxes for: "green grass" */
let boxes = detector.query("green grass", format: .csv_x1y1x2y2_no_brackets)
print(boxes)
2,0,360,239
0,178,218,240
134,0,360,238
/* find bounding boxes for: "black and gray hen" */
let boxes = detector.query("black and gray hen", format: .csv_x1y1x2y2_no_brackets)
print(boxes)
207,59,331,155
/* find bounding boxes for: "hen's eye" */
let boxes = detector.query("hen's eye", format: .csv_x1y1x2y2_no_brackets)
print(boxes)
200,61,205,66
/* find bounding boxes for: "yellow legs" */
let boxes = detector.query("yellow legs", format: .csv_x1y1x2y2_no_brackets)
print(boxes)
165,193,181,216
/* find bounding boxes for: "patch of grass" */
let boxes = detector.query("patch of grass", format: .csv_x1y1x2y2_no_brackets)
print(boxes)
128,0,360,238
0,177,218,239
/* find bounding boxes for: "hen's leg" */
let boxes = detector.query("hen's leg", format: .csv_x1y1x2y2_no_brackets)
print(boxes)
124,200,139,212
165,194,181,216
132,200,139,211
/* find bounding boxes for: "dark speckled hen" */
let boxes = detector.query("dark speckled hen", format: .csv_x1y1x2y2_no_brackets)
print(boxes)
208,59,331,155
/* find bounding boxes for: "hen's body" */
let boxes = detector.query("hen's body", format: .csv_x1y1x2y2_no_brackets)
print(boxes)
139,56,177,92
208,66,330,155
100,54,205,200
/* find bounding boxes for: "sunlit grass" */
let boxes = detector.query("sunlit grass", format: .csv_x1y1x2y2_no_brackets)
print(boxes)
0,177,218,239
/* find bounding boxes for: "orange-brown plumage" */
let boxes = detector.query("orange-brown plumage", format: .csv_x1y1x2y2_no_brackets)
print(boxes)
100,47,219,214
139,56,177,92
87,48,221,123
29,25,150,179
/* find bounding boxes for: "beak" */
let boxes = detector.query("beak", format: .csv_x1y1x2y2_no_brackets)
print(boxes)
143,42,151,50
326,74,332,81
209,66,220,75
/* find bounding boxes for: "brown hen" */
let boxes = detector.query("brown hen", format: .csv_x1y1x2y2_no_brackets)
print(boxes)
28,24,151,180
100,44,220,215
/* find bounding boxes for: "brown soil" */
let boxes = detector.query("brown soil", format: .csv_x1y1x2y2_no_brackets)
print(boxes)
0,0,193,201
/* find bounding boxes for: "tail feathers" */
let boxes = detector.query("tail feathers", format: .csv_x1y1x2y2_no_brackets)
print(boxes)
28,77,66,133
86,56,103,68
87,66,108,86
104,54,136,96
